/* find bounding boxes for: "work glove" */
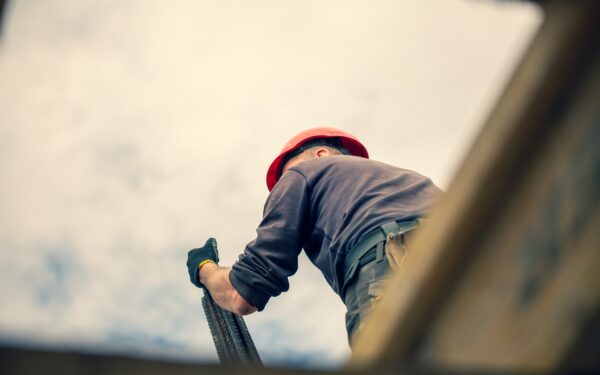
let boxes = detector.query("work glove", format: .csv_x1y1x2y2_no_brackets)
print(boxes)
187,238,220,288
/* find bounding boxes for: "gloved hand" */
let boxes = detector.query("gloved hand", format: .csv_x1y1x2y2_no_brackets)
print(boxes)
187,238,220,288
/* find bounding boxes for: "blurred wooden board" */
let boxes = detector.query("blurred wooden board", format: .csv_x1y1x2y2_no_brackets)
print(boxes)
0,346,295,375
416,51,600,371
350,0,600,372
0,345,487,375
0,0,7,34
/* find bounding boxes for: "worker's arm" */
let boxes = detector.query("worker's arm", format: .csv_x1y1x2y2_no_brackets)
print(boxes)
199,262,257,316
228,169,310,311
188,171,309,313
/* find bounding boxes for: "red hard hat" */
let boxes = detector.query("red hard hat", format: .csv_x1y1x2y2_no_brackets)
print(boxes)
266,127,369,191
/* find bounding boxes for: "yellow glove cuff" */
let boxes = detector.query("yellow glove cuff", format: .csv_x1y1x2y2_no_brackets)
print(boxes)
198,259,216,270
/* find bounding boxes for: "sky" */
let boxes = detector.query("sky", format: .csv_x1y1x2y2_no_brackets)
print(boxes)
0,0,541,368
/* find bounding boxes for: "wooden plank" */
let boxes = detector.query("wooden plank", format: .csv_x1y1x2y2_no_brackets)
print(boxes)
0,346,311,375
0,345,480,375
0,0,7,34
349,0,600,371
413,50,600,371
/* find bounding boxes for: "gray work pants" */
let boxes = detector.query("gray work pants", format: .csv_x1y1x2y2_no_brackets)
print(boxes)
343,246,392,348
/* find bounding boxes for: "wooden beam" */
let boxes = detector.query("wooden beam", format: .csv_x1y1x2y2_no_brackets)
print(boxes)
0,346,487,375
349,0,600,372
0,0,7,34
413,50,600,371
0,346,313,375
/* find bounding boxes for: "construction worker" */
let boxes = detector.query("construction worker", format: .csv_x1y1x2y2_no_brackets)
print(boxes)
187,127,442,345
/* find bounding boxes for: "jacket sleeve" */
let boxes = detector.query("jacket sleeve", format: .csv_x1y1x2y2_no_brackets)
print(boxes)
229,169,311,311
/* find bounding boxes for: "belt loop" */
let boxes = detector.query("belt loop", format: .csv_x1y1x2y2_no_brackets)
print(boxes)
376,241,384,262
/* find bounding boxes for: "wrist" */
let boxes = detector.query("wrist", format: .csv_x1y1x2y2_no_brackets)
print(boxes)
199,261,218,285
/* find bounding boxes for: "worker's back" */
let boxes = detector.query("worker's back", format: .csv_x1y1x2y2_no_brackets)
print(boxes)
230,155,442,309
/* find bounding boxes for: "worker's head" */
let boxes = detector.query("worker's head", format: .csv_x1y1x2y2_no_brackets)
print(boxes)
280,138,350,175
266,127,369,191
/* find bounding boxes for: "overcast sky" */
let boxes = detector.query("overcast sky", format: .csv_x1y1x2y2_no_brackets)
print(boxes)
0,0,541,368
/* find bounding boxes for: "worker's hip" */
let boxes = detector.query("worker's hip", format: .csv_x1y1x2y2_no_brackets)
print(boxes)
342,218,423,346
342,219,421,297
343,245,391,347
